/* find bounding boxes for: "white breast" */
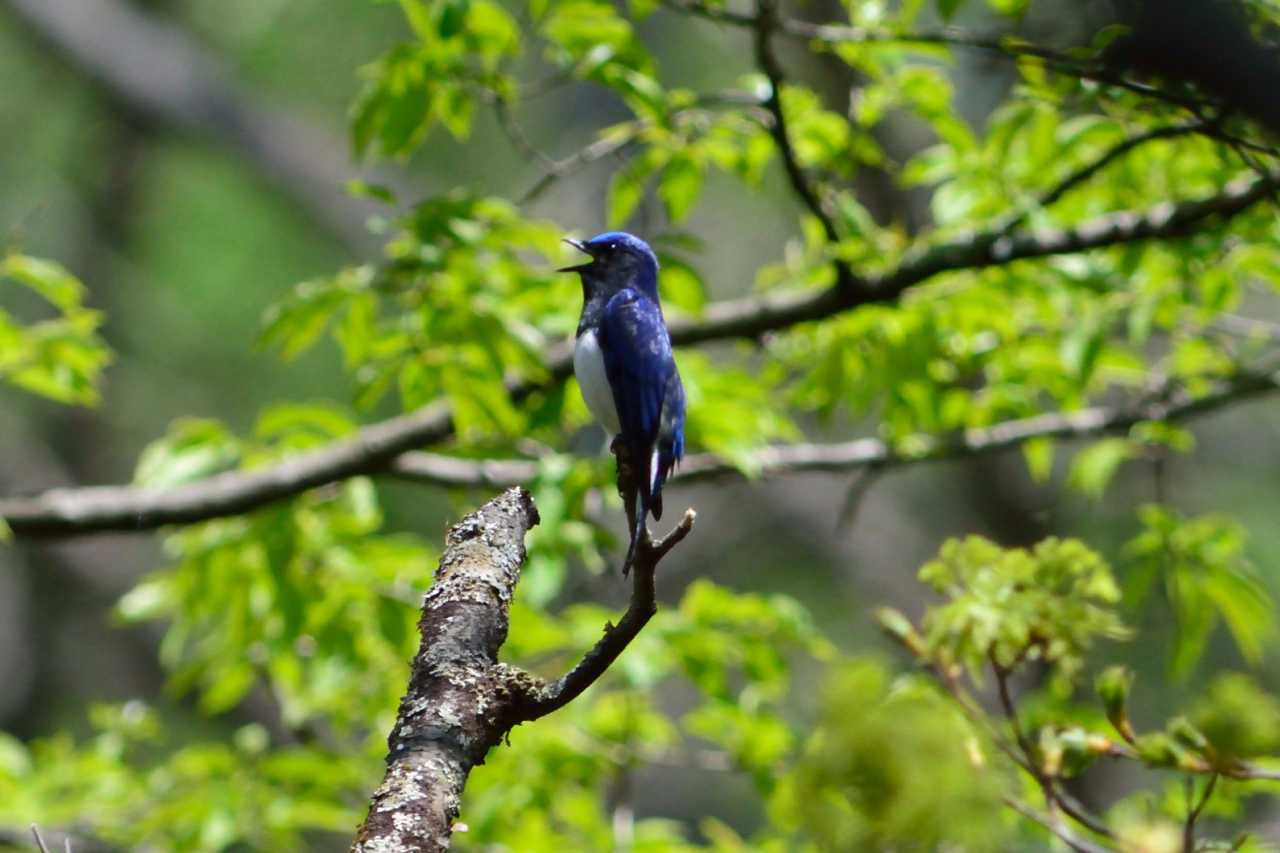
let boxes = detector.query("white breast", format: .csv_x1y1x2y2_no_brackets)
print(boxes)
574,329,621,436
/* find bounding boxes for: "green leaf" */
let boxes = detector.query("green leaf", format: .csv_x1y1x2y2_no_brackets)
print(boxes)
937,0,967,19
116,577,174,623
134,419,241,487
255,402,356,449
260,277,351,360
918,536,1127,682
1067,438,1134,499
657,256,706,314
1060,321,1105,386
1124,505,1275,676
987,0,1028,14
437,0,471,37
657,155,703,223
1192,674,1280,762
1,255,85,311
1022,437,1055,483
0,254,111,406
1096,665,1135,741
606,151,664,227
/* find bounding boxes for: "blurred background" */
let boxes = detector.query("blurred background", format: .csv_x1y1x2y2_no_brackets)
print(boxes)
3,0,1280,844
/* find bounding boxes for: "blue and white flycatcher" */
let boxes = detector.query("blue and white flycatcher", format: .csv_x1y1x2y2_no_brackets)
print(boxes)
561,231,686,574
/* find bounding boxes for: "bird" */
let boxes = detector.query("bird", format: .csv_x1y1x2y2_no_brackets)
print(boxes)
560,231,686,574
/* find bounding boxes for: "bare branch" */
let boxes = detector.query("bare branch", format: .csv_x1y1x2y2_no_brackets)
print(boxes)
519,127,639,205
750,0,854,287
1183,773,1218,852
1003,798,1116,853
28,826,50,853
667,168,1280,346
386,372,1277,489
520,507,695,720
995,124,1206,237
991,657,1116,840
389,453,540,488
3,0,407,250
664,0,1210,114
0,825,117,853
514,90,768,205
1222,763,1280,782
514,440,695,718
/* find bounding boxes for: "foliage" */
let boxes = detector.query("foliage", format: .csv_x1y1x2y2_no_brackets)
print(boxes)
771,660,1012,851
0,254,110,405
1125,504,1276,676
0,704,366,850
6,0,1280,850
917,536,1129,686
119,406,437,730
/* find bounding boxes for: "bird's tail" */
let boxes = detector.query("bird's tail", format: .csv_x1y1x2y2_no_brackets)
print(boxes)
622,445,659,576
622,491,647,577
622,444,676,576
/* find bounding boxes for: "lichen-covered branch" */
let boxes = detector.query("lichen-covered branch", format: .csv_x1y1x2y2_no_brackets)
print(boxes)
352,488,541,853
351,486,694,852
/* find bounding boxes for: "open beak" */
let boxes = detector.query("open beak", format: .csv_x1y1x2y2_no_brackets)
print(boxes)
557,238,594,273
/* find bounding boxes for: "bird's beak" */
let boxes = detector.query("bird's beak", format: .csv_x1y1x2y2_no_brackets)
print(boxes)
557,237,594,273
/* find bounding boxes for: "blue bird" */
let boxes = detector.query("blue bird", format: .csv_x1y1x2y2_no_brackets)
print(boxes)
560,231,686,574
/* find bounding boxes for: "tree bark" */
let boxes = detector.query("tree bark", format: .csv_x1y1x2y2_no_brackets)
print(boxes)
352,487,541,853
351,479,695,851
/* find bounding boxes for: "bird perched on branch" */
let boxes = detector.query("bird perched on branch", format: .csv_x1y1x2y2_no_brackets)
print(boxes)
561,231,686,574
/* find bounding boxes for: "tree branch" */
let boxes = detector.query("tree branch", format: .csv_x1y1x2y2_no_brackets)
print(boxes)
352,488,540,853
1003,797,1116,853
2,0,406,251
750,0,855,288
2,172,1276,538
666,168,1280,346
382,371,1280,489
664,0,1211,114
995,124,1205,237
1183,773,1218,852
351,485,693,851
0,824,119,853
514,90,769,205
519,507,695,720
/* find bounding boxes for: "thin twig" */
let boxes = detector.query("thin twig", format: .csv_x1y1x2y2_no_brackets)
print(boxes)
996,124,1204,237
515,91,767,205
519,506,695,719
749,0,860,290
665,0,1211,115
992,659,1115,843
992,660,1039,773
29,826,51,853
1004,798,1117,853
1183,772,1218,852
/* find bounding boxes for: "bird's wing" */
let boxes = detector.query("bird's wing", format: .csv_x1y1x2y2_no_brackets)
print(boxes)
598,287,676,451
600,288,686,572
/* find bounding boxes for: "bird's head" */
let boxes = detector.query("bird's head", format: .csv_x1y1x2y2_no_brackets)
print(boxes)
559,231,660,303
